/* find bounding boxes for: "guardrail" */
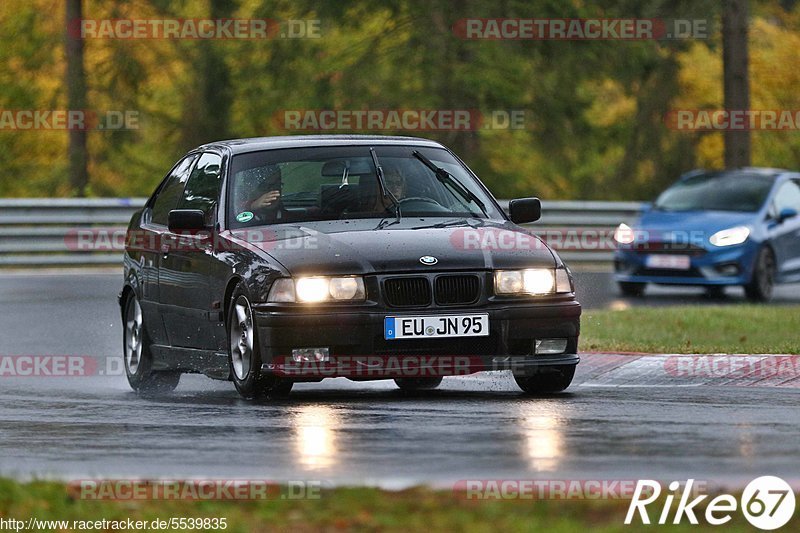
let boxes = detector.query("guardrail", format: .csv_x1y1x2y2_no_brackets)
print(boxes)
0,198,646,267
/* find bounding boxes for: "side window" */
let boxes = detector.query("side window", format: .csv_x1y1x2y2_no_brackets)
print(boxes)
774,180,800,214
150,155,197,226
178,153,223,219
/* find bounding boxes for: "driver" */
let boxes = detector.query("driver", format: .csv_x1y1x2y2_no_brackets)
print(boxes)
365,167,407,214
383,167,406,200
235,164,282,222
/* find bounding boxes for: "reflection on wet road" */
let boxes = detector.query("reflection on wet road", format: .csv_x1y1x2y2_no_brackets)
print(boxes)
0,271,798,488
1,372,798,488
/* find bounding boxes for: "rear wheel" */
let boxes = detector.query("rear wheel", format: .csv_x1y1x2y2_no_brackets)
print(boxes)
514,365,575,394
123,292,180,393
228,285,293,399
618,282,646,297
394,377,443,391
745,247,776,302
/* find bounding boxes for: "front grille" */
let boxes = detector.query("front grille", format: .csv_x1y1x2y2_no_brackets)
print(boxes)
435,275,480,305
373,333,498,356
631,242,707,257
383,277,431,307
635,267,703,278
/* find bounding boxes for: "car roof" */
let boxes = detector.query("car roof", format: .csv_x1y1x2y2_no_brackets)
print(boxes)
194,135,446,155
680,167,795,181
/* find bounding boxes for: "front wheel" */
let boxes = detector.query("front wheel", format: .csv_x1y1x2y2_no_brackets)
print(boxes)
123,292,180,393
745,247,776,302
394,377,443,391
228,285,293,399
514,365,576,394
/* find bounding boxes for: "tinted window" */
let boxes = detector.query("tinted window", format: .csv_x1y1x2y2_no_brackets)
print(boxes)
227,145,502,228
774,180,800,213
150,155,197,226
178,152,223,220
655,173,774,213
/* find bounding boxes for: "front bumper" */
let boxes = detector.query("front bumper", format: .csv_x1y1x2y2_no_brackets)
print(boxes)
252,300,581,380
614,241,759,286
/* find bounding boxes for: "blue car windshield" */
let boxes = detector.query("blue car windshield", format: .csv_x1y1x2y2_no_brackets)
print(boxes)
654,173,774,213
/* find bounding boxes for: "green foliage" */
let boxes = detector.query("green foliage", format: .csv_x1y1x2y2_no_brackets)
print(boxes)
1,0,799,200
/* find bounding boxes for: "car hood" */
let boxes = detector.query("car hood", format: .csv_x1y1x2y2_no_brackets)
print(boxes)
231,218,557,276
636,210,758,241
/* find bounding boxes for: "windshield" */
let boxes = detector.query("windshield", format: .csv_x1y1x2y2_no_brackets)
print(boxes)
654,173,774,213
227,145,503,228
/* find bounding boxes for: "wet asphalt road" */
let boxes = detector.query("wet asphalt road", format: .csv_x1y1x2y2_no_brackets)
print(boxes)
1,271,799,487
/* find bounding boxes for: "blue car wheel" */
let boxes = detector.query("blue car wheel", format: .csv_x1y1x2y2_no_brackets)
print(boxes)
745,247,776,302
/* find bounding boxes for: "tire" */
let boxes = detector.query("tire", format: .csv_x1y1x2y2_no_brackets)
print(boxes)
228,284,293,399
514,365,576,394
394,377,443,391
618,282,646,297
745,247,776,303
123,292,181,394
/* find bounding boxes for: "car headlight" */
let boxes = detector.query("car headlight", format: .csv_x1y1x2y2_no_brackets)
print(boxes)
614,223,636,245
709,226,750,247
494,268,573,296
268,276,366,303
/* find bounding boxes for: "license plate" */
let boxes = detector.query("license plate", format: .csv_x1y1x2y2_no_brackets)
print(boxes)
645,254,691,270
384,314,489,340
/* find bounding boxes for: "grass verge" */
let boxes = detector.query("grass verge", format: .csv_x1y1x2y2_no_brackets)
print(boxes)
581,305,800,354
0,479,763,532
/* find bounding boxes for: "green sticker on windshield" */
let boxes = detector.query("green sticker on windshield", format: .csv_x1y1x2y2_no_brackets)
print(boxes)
236,211,254,223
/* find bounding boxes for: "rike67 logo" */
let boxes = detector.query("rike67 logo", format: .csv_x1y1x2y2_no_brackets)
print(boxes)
625,477,795,530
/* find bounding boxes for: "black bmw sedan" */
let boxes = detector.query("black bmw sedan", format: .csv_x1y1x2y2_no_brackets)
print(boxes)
120,135,581,398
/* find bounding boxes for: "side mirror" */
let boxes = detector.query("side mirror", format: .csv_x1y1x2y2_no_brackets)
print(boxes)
778,207,798,223
508,198,542,224
168,209,207,232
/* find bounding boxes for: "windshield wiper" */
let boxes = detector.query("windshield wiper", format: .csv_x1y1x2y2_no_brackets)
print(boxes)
370,147,401,225
411,217,486,230
412,150,487,216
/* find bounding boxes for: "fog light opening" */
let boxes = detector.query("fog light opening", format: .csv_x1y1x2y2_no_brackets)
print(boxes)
292,347,330,363
714,263,741,277
534,339,568,355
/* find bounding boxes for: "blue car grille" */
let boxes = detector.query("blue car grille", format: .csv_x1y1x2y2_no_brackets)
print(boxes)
630,242,707,257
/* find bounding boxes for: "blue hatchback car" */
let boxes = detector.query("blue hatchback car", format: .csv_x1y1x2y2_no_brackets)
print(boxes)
614,168,800,301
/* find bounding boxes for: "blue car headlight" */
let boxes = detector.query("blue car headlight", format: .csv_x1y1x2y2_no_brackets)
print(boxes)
709,226,750,247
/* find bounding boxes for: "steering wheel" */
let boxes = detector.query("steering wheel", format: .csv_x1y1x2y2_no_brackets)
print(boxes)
396,197,449,212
